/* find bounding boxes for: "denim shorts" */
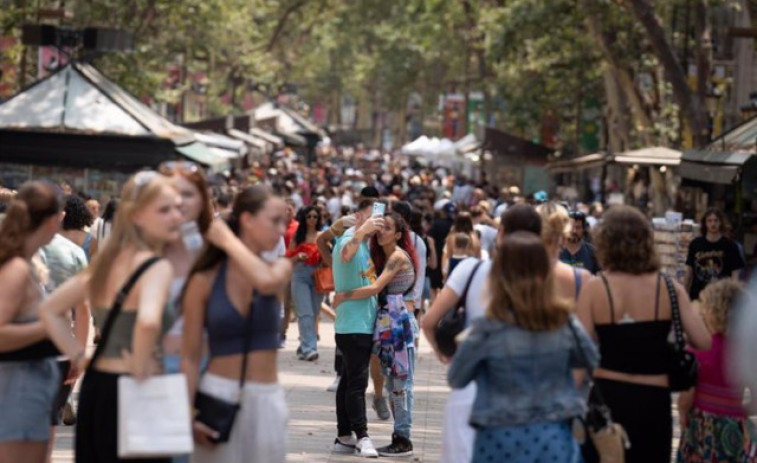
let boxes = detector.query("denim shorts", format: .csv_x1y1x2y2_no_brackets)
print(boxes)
0,358,59,442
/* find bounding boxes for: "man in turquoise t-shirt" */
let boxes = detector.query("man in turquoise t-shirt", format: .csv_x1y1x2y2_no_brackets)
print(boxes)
330,198,384,457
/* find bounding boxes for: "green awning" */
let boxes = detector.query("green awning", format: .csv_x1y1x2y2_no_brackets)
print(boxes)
175,142,230,172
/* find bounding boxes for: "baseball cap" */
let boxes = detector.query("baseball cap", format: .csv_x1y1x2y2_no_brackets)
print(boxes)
443,202,457,216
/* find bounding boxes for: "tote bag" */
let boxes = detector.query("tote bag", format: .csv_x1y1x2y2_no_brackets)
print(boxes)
314,266,334,294
117,373,194,458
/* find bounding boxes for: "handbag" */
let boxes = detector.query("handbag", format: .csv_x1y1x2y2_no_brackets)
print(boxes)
118,374,193,458
567,318,630,463
314,266,334,294
434,260,482,357
662,273,698,392
88,257,193,458
192,290,255,444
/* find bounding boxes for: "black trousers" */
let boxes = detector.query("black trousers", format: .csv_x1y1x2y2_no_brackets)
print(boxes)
76,370,170,463
335,333,373,439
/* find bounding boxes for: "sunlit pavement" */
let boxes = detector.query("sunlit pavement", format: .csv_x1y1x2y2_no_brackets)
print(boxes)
52,318,448,462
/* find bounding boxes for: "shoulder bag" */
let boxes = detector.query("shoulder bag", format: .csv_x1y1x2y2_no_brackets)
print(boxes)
662,273,698,392
314,266,334,294
434,260,482,357
86,257,193,459
193,288,255,443
567,317,630,463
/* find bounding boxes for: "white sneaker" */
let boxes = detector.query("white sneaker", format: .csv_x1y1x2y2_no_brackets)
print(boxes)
327,376,341,392
333,435,357,454
355,437,379,458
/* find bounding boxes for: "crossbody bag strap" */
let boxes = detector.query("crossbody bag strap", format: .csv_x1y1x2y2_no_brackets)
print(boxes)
457,260,483,314
236,291,256,400
88,256,162,372
662,273,685,351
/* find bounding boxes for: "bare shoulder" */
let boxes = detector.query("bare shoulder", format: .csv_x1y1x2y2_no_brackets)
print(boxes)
389,250,412,269
0,257,30,279
185,265,219,293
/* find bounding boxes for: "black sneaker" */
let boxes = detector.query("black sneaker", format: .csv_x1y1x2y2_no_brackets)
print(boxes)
377,433,413,457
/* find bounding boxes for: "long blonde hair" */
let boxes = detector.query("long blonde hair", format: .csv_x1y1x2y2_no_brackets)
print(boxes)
88,172,175,306
536,202,570,252
487,231,571,331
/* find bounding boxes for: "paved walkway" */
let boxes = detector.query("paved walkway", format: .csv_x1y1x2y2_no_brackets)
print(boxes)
52,319,448,462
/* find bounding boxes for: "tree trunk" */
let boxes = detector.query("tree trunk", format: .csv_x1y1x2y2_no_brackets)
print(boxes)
584,2,655,145
626,0,709,147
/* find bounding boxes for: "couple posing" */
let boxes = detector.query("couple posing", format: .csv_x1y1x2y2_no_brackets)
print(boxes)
323,198,418,458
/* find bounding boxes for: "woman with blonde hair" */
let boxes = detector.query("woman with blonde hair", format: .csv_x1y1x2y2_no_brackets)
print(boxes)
677,279,755,462
576,205,711,463
41,171,184,462
448,231,598,463
537,202,591,302
0,182,64,463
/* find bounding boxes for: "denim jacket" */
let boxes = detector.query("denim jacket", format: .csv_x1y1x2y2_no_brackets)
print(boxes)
448,315,599,428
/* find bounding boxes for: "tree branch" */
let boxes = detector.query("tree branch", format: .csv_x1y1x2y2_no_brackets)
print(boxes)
266,0,310,52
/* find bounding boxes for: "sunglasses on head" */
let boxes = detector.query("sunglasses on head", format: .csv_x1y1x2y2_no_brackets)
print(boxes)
131,170,160,200
158,161,200,175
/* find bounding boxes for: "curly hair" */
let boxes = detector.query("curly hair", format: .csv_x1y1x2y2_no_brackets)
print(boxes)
699,279,744,334
62,194,94,231
594,205,659,274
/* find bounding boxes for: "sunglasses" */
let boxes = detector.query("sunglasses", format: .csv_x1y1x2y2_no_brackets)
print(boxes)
158,161,200,175
306,214,319,219
132,170,160,200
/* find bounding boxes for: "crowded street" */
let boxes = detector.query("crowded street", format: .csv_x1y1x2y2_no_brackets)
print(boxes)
4,2,757,463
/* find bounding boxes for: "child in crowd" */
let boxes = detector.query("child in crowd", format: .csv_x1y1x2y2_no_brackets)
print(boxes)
677,279,757,462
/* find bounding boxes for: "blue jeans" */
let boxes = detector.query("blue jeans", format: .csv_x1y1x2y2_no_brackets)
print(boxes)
291,262,322,355
385,347,415,439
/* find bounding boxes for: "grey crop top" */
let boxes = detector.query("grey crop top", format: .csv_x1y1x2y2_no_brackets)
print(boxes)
93,306,174,358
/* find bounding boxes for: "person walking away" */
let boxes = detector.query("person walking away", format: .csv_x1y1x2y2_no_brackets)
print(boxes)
330,198,384,457
287,205,324,361
685,208,744,301
537,202,591,302
677,279,756,462
559,210,599,274
470,205,498,258
60,194,98,261
441,211,481,276
91,198,118,246
333,212,418,457
421,204,544,463
409,209,436,316
0,182,64,463
40,172,183,462
444,233,475,280
182,186,293,463
41,224,90,429
576,205,712,463
428,203,455,301
448,231,599,463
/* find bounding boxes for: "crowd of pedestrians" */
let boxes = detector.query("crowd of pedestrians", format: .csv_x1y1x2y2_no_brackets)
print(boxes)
0,144,755,463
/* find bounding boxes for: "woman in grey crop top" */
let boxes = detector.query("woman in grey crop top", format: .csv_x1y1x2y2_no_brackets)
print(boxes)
0,182,64,463
333,212,419,457
41,172,183,463
182,186,293,463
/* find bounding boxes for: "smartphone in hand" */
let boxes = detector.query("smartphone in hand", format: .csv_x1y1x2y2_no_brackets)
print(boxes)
372,202,386,217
